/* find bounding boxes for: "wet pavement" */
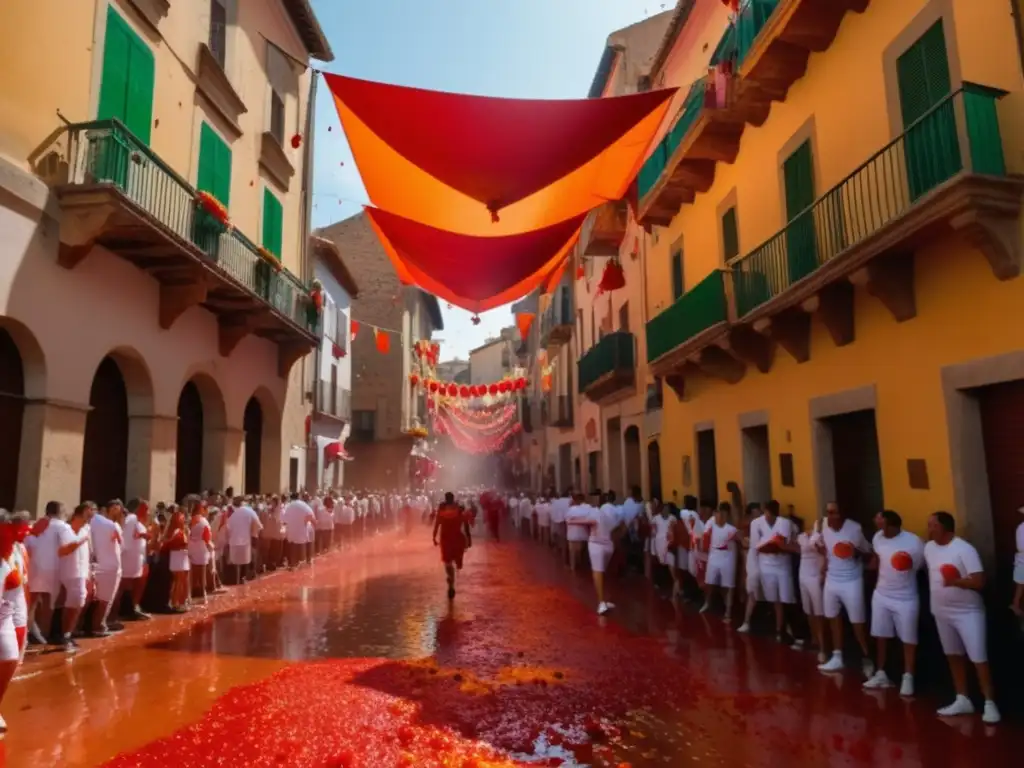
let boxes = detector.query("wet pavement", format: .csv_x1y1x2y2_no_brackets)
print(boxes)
1,523,1019,767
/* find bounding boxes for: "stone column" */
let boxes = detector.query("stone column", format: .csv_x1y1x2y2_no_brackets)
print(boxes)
215,427,244,493
16,399,89,515
126,413,178,503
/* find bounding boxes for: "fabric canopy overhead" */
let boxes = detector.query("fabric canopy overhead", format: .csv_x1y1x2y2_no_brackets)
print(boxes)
325,73,676,235
365,207,583,313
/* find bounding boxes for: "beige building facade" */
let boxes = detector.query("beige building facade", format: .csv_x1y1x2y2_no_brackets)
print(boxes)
0,0,332,512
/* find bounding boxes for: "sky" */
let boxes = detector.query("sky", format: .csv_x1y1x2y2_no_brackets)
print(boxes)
308,0,671,360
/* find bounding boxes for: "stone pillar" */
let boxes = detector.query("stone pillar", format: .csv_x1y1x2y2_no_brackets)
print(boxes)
16,399,89,516
218,427,245,493
126,414,177,503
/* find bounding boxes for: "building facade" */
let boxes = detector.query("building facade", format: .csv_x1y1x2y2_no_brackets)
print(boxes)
308,236,358,490
0,0,332,511
317,212,443,490
468,329,516,385
637,0,1023,583
435,359,470,384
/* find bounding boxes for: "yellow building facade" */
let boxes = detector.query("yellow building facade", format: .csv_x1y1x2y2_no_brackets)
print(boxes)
0,0,332,510
639,0,1023,578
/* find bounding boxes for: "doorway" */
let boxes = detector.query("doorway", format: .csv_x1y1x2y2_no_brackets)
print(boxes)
0,329,24,510
824,409,883,528
289,457,299,491
696,428,718,505
587,451,600,494
573,456,581,492
607,418,623,495
81,356,129,503
176,382,204,501
243,397,263,494
741,424,772,506
558,443,571,493
647,440,662,502
623,425,641,494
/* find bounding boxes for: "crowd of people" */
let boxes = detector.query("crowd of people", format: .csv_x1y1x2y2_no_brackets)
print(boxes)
493,487,1024,726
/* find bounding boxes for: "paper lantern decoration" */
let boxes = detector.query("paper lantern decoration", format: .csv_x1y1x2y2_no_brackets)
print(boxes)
488,384,498,396
374,328,390,354
409,374,420,387
832,541,854,560
459,385,470,398
447,383,458,397
429,380,439,393
515,311,535,340
290,133,303,149
939,563,960,583
498,381,510,393
598,259,625,292
890,551,913,572
576,264,585,280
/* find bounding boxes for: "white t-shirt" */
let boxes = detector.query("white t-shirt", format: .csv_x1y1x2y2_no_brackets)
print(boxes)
282,500,314,542
872,529,924,601
90,515,123,573
121,513,147,560
519,499,534,521
550,497,569,525
58,522,91,580
535,501,551,525
653,514,672,548
587,503,623,546
746,515,766,570
757,516,794,571
315,501,335,530
707,521,738,561
620,498,644,528
924,537,985,615
27,519,64,573
337,503,356,525
1016,521,1024,568
798,531,825,579
189,516,213,558
690,516,708,558
226,505,261,546
822,519,870,583
565,502,591,540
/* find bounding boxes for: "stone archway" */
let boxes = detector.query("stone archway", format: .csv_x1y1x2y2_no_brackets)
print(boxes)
0,318,47,512
0,329,26,509
81,356,131,502
245,386,282,493
176,372,228,497
243,396,263,494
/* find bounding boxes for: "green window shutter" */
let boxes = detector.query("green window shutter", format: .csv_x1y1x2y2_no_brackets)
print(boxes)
722,206,739,260
197,123,232,208
897,20,951,128
670,245,684,300
262,188,283,258
97,7,131,125
783,140,815,221
215,136,232,209
124,39,155,144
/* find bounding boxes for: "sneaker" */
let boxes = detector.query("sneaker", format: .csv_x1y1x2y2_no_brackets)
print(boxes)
107,621,125,632
818,653,844,673
699,601,710,614
736,623,750,634
131,608,152,621
862,658,876,680
605,602,616,610
0,713,6,731
982,700,1001,724
791,638,806,650
817,651,828,665
900,673,914,697
63,637,80,654
937,695,975,717
597,602,610,615
88,629,114,639
863,670,893,689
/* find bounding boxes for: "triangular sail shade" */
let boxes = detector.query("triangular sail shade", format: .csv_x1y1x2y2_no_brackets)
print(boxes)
326,74,676,235
364,207,583,314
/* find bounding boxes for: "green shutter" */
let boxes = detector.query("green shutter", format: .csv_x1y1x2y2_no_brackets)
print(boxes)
670,245,684,300
262,188,283,258
722,206,739,261
783,140,815,219
197,123,232,209
124,40,155,144
783,140,818,285
897,20,952,128
97,8,154,144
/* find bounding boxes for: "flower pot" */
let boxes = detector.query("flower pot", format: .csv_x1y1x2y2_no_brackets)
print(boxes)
192,207,227,258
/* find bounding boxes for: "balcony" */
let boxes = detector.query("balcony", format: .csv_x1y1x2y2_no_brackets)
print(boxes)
540,284,574,350
578,331,636,403
314,380,351,422
583,201,628,256
550,393,574,428
638,0,868,226
53,119,316,376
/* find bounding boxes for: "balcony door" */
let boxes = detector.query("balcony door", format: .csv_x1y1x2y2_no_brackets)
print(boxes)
783,139,818,288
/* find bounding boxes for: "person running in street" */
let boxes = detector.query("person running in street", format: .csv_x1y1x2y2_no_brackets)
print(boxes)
433,492,472,600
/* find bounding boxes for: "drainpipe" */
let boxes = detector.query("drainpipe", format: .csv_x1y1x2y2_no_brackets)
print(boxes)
299,69,318,475
1011,0,1024,84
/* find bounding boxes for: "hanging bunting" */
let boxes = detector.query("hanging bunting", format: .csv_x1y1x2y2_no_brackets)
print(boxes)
350,320,360,340
515,312,535,340
598,259,626,292
373,327,390,354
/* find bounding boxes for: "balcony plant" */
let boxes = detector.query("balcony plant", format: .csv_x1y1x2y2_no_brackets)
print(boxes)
193,190,229,257
257,245,283,273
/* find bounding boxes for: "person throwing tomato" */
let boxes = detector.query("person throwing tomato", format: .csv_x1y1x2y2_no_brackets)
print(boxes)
433,492,472,600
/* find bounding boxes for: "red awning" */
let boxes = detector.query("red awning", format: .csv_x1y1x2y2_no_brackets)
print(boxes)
365,207,582,313
325,73,675,235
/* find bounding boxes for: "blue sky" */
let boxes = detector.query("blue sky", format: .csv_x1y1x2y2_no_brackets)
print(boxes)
309,0,668,359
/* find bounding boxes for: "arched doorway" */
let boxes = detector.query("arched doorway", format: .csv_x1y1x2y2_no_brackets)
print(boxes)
176,382,204,501
647,440,662,502
81,356,129,503
0,329,25,510
624,425,641,494
243,396,263,494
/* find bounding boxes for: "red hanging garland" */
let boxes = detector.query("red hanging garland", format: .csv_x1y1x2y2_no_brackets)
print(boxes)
598,259,626,292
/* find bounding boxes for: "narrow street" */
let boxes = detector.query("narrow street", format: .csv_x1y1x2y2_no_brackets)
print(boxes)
1,523,1017,768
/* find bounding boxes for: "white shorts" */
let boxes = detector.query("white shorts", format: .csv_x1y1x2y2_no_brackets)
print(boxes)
0,617,18,662
760,568,796,604
705,556,736,589
689,553,705,579
823,578,866,623
61,576,88,609
1014,563,1024,584
93,570,121,604
286,534,307,546
588,541,614,573
799,575,824,617
189,545,211,567
567,525,589,543
230,544,252,566
169,550,190,573
934,611,987,663
121,553,145,579
673,549,689,572
745,561,760,596
871,593,919,644
30,568,59,596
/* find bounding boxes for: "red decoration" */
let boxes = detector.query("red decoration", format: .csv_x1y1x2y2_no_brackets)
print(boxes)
890,551,912,572
195,190,229,226
331,342,345,359
576,264,585,280
409,374,420,387
488,384,498,396
832,541,854,560
429,380,439,394
374,328,390,354
351,320,360,339
291,133,303,149
939,563,961,584
598,259,626,292
446,383,458,397
459,385,470,398
515,311,535,340
498,381,510,394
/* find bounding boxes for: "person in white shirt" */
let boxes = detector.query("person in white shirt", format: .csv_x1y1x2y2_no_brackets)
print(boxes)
737,502,764,634
569,493,624,615
507,495,519,532
226,496,262,583
89,501,124,637
675,497,701,600
0,510,28,732
565,490,590,572
315,495,335,554
337,497,356,544
924,511,999,723
1012,506,1024,617
282,493,315,567
755,500,796,640
535,496,552,546
621,487,645,574
188,505,214,602
689,499,713,594
114,499,152,622
795,518,826,662
519,494,535,540
817,503,874,678
864,510,924,696
25,501,66,644
551,492,570,562
57,503,93,653
701,502,738,618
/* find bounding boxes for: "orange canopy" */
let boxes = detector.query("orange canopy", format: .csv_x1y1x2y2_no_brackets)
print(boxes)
365,207,581,313
325,73,676,236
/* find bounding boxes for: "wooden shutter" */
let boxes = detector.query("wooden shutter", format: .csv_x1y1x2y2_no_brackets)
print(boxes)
125,36,155,144
783,140,815,221
214,135,232,208
722,206,739,260
97,7,131,125
670,242,684,300
198,124,232,208
262,188,283,257
897,20,951,128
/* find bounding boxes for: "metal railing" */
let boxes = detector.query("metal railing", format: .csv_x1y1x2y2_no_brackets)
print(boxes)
316,380,351,420
578,331,635,393
541,285,573,337
645,269,730,364
732,84,1007,317
64,118,316,334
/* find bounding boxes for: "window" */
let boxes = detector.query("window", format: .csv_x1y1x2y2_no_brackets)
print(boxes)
269,89,285,145
330,363,338,414
197,123,232,208
209,0,228,69
352,410,376,441
97,6,155,144
670,239,684,300
618,302,629,333
262,188,284,258
721,206,739,261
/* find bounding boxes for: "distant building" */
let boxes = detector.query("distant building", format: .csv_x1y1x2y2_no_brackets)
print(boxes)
435,359,470,384
469,327,517,385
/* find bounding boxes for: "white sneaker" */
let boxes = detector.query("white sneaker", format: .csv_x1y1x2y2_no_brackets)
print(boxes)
699,601,710,614
862,670,892,689
818,653,844,672
736,623,750,634
900,673,914,697
817,651,828,664
597,602,609,615
937,695,975,717
604,602,615,610
862,658,876,680
791,638,806,650
982,700,1001,724
0,713,6,732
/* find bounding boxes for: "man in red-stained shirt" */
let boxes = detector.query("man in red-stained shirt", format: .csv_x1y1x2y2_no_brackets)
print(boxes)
433,492,472,600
